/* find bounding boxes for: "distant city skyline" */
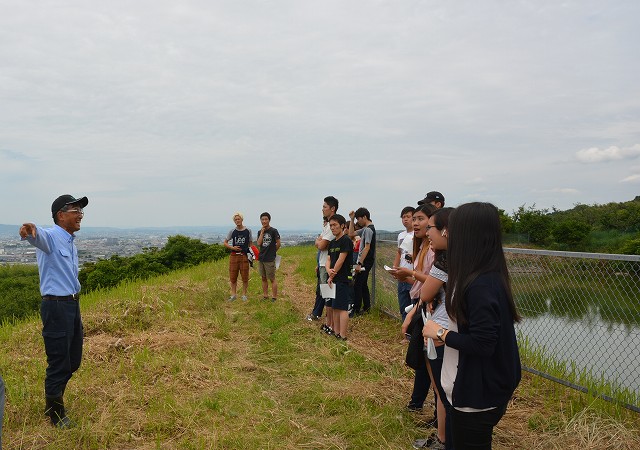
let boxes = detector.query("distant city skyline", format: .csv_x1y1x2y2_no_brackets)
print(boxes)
2,1,639,230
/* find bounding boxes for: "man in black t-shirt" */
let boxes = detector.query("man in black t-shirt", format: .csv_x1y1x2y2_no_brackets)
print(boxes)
326,214,353,340
257,212,281,301
225,213,253,301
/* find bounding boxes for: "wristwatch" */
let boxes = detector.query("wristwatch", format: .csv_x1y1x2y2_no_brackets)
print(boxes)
436,328,446,342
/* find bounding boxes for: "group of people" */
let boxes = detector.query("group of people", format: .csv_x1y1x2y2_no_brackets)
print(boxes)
305,196,377,341
15,192,521,450
222,212,281,302
305,191,522,449
390,191,522,449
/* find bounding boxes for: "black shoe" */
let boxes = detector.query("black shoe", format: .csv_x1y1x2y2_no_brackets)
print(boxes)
406,402,423,412
45,396,76,429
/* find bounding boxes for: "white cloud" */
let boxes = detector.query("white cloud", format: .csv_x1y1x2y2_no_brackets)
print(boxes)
576,144,640,163
621,174,640,183
532,188,580,195
465,177,485,185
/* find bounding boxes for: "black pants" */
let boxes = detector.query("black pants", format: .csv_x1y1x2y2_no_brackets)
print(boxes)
40,298,83,397
410,366,430,408
312,266,328,317
449,403,508,450
352,263,372,313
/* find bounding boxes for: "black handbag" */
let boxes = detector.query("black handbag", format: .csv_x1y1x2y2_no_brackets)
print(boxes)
405,305,426,370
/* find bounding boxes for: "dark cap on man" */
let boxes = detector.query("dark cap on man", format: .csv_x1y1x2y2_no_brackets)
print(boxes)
418,191,445,205
51,195,89,218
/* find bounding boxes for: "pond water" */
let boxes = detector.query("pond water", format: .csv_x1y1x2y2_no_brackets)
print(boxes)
516,309,640,396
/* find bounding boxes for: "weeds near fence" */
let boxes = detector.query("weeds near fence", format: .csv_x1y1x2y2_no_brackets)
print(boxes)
518,334,639,416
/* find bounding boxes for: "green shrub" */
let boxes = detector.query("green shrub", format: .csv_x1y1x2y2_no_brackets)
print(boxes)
1,235,228,322
0,265,41,322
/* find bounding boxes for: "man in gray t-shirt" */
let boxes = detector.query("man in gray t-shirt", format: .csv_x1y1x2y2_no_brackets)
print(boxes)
348,207,376,315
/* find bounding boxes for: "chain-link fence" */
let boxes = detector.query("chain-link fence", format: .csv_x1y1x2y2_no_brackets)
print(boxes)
372,238,640,412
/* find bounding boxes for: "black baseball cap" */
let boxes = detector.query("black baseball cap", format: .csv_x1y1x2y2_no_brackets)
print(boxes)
51,194,89,218
418,191,445,205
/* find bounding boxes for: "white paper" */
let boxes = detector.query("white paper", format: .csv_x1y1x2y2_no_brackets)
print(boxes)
275,255,282,269
319,283,336,299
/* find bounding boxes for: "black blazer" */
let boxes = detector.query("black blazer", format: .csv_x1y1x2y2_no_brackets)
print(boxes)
445,272,521,409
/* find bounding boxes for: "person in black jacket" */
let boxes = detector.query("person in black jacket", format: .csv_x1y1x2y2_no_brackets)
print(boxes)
423,202,521,450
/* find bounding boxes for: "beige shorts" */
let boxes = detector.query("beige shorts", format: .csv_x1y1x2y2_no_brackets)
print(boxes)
258,260,276,280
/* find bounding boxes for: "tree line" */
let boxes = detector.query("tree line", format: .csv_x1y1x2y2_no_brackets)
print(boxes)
499,196,640,253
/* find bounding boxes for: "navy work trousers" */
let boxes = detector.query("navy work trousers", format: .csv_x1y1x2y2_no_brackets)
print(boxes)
40,298,83,397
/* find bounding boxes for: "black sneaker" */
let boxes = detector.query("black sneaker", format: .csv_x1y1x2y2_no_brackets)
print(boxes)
320,324,329,332
406,402,423,412
325,327,334,336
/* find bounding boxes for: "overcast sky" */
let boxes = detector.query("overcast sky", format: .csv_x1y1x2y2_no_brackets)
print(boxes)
1,0,638,231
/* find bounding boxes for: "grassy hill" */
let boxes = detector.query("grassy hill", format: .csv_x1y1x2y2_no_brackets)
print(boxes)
1,246,638,449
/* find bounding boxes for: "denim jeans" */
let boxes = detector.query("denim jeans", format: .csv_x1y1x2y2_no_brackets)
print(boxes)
40,298,83,397
398,281,413,321
312,266,329,317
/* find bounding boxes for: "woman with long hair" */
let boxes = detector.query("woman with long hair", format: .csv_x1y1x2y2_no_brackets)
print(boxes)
394,203,436,415
414,207,454,449
423,202,521,450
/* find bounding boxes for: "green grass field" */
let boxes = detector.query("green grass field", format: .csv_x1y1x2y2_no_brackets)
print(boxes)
1,246,638,449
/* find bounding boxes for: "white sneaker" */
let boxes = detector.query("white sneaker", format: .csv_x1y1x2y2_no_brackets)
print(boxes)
228,295,236,301
241,295,247,301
